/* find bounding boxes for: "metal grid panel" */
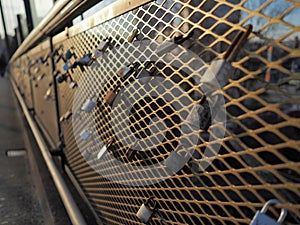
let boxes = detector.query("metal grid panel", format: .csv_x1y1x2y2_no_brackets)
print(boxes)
11,54,34,109
12,0,300,224
23,42,60,145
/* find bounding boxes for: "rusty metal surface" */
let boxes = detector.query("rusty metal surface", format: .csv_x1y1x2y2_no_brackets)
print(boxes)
9,0,300,224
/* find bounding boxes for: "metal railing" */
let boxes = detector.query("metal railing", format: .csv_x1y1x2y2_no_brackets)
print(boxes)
8,0,300,224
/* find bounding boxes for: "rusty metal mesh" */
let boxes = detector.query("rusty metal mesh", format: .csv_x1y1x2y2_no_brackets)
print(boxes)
11,0,300,224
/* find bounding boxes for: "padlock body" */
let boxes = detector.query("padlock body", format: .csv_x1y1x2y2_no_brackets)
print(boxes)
65,50,73,60
97,41,109,51
136,204,153,223
80,130,90,140
57,74,68,83
250,212,281,225
81,99,96,113
69,82,76,89
104,91,117,106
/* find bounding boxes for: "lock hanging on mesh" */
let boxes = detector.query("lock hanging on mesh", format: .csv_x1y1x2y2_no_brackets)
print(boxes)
250,199,288,225
136,197,168,224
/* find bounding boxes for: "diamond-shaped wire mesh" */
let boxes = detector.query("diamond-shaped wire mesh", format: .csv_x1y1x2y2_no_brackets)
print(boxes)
10,0,300,224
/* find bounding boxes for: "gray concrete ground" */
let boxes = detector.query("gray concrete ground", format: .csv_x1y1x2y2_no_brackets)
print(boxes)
0,77,45,224
0,77,99,225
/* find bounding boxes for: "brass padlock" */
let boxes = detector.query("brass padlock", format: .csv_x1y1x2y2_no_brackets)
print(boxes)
250,199,287,225
127,29,139,43
104,82,123,106
116,65,132,79
104,91,117,106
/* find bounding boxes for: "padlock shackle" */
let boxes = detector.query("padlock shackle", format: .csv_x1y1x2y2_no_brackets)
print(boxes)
144,196,157,211
261,199,288,223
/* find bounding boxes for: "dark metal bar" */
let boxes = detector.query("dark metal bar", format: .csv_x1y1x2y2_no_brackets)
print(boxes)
23,0,34,32
17,14,24,43
0,0,10,59
10,78,87,225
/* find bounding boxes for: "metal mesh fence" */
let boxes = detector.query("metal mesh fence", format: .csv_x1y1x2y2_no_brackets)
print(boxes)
9,0,300,224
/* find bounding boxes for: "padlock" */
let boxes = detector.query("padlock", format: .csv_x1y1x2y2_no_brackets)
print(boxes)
201,25,252,89
81,97,97,113
69,81,77,89
116,65,132,79
80,128,91,140
97,37,111,51
127,29,139,43
64,50,73,60
63,63,70,71
64,111,73,121
250,199,287,225
97,138,113,159
77,54,93,66
82,149,92,160
92,49,103,59
136,197,157,223
157,31,194,56
104,90,118,106
56,73,68,83
44,88,52,100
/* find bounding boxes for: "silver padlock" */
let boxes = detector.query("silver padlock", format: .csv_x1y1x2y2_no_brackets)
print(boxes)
116,65,132,79
44,88,52,100
136,197,157,223
97,39,110,51
69,81,77,89
81,96,97,113
250,199,287,225
97,138,113,159
82,149,92,160
80,128,92,140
